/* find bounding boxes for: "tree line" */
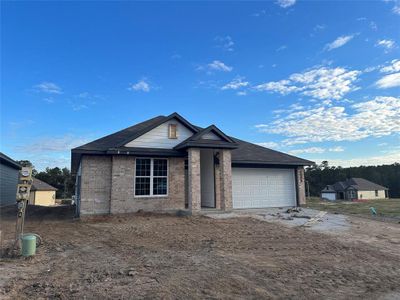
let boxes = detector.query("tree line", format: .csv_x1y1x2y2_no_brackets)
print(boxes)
17,160,75,199
305,162,400,198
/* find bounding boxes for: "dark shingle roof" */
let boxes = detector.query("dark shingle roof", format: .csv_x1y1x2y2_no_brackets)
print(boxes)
71,113,313,173
0,152,21,170
346,178,388,190
321,185,336,193
75,115,166,151
31,178,58,191
323,178,388,192
230,138,313,166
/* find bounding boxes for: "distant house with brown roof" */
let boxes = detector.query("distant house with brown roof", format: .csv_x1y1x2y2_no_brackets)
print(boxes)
321,178,389,201
29,178,58,206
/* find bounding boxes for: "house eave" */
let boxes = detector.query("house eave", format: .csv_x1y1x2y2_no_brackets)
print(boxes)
232,160,313,167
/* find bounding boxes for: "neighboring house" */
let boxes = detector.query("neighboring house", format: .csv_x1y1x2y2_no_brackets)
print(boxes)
29,178,58,206
0,152,21,207
321,178,389,201
71,113,313,216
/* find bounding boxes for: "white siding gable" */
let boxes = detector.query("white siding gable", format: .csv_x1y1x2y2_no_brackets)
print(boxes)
200,132,221,140
125,119,194,149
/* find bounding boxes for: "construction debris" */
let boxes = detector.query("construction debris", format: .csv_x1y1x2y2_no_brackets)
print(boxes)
286,207,302,213
302,211,327,227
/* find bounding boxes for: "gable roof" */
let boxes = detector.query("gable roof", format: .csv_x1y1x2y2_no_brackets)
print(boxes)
174,125,238,150
321,185,336,193
71,112,313,173
0,152,21,170
323,178,388,192
31,178,58,191
346,178,388,190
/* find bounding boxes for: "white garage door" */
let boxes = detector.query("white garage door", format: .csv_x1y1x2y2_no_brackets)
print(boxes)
232,168,296,209
321,192,336,201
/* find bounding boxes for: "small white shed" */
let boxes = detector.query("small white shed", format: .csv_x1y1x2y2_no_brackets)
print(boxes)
321,192,336,201
321,185,337,201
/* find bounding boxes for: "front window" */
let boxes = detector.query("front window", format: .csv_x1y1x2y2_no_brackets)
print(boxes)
375,190,378,197
135,158,168,196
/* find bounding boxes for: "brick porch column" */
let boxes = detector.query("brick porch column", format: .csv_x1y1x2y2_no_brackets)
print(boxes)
188,148,201,214
296,167,306,205
220,149,233,211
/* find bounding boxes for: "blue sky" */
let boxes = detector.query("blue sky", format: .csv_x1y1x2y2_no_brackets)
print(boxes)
1,1,399,170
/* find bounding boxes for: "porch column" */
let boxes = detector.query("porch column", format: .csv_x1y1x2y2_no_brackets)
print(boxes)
296,167,306,205
188,148,201,214
220,149,233,211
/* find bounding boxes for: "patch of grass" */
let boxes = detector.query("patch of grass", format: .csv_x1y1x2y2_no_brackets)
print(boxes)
303,197,400,220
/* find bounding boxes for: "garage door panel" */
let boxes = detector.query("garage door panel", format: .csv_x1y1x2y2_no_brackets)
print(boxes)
232,168,296,208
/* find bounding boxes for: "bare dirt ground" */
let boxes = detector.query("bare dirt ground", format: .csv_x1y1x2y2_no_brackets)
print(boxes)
1,205,400,300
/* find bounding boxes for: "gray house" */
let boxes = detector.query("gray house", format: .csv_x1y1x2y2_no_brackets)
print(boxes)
71,113,312,216
0,152,21,207
321,178,389,201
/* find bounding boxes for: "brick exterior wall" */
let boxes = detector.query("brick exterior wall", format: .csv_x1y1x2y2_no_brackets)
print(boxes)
296,167,306,205
80,155,112,215
220,149,233,211
80,155,186,215
188,148,201,213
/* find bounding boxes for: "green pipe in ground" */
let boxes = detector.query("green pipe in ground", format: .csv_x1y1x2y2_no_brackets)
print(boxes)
21,234,36,257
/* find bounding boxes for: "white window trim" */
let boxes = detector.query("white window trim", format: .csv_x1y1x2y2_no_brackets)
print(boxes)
134,158,169,198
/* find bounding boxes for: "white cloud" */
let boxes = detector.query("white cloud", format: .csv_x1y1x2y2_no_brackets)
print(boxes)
221,77,249,90
237,91,247,96
313,153,399,167
289,147,326,154
329,146,345,152
383,0,400,15
256,96,400,145
376,73,400,88
215,36,234,52
376,39,396,52
43,97,54,104
129,80,151,92
256,142,280,149
15,134,90,153
254,66,361,100
276,0,296,8
380,59,400,73
324,34,355,51
34,82,62,94
289,146,344,155
314,24,326,32
252,9,267,17
71,104,89,111
276,45,287,52
207,60,233,72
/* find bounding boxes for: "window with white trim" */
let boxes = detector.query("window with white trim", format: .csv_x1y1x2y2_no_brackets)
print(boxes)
135,158,168,196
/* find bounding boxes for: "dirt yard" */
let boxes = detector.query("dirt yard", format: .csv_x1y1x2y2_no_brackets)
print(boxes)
1,205,400,299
